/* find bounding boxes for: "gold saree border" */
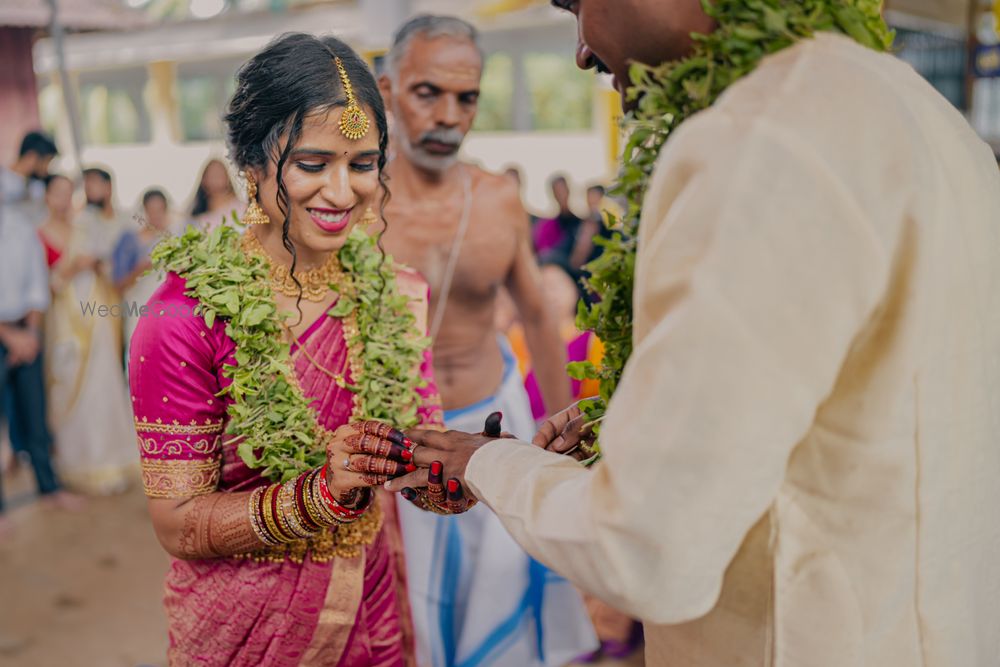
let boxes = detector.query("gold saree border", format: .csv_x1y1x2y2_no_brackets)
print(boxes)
134,417,225,435
140,457,221,498
299,549,365,666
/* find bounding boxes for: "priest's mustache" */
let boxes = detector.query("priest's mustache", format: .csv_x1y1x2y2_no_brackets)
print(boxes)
419,128,466,150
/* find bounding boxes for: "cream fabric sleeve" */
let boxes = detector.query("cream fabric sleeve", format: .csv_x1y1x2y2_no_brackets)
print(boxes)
465,111,899,624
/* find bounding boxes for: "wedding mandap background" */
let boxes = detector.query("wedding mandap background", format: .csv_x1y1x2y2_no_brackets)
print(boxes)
1,0,999,216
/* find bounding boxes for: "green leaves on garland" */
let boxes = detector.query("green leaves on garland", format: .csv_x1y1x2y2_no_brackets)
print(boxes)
568,0,893,454
153,223,428,482
337,230,429,429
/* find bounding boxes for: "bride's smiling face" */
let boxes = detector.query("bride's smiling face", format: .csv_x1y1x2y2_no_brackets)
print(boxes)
250,106,381,257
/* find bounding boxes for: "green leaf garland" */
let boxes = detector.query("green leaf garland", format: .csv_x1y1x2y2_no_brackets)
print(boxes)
569,0,893,456
152,222,429,482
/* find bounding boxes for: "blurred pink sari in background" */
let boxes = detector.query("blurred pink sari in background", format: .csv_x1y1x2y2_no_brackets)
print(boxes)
129,267,442,667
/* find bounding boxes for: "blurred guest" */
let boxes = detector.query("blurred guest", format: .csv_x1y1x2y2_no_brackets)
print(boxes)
0,132,58,464
40,175,135,495
0,174,79,538
569,184,622,270
188,158,243,230
79,167,127,263
0,131,58,226
532,174,582,264
507,261,602,420
113,188,172,350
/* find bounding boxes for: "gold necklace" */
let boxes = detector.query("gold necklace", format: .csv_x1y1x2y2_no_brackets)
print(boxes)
240,231,343,302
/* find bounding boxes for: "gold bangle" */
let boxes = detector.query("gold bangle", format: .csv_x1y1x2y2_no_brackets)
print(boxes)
302,469,333,528
249,486,281,546
274,480,300,539
279,476,316,540
262,484,294,543
271,483,300,542
308,469,340,525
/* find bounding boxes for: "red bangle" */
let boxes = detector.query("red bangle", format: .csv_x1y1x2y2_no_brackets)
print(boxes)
318,464,367,520
294,470,321,531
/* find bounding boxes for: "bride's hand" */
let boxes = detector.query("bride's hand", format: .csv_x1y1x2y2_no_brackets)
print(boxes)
324,420,416,503
386,413,513,514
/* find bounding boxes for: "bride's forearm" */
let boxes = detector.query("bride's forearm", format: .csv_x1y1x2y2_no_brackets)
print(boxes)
148,492,262,560
146,467,375,560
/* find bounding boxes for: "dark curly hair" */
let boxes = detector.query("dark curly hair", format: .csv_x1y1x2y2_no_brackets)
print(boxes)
224,32,390,314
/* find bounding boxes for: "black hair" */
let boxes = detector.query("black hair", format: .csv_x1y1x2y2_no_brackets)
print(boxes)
190,158,235,217
143,188,168,207
82,167,112,183
549,174,568,189
587,184,606,197
20,131,58,158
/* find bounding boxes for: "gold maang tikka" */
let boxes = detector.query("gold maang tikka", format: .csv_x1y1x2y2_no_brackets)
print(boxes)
335,57,370,141
243,172,270,225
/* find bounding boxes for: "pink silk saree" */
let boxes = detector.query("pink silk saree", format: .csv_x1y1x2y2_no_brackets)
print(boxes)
129,267,443,667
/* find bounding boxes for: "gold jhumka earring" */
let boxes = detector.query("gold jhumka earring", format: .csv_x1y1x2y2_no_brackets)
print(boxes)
359,207,378,228
335,57,370,140
243,172,270,226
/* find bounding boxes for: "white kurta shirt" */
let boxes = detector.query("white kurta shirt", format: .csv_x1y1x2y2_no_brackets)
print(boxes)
0,211,50,323
466,33,1000,666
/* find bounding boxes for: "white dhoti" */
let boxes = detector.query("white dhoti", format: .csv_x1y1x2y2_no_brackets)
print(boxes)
398,340,597,667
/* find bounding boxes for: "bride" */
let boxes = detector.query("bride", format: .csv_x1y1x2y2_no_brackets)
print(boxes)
129,33,468,666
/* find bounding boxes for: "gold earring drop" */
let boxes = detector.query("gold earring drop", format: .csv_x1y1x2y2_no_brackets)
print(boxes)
360,207,378,228
243,172,270,226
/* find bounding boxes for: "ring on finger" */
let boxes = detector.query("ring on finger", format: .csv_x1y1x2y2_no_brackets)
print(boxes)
343,457,351,469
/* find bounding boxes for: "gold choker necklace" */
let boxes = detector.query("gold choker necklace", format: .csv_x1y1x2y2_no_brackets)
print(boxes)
241,231,343,302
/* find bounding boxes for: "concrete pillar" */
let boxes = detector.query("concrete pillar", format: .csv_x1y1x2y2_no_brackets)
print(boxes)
511,52,532,132
147,61,179,145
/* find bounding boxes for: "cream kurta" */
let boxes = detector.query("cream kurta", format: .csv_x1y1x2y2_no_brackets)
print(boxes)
466,33,1000,666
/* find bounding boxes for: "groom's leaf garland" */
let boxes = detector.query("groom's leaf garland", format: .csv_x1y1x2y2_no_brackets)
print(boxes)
568,0,893,455
152,222,428,482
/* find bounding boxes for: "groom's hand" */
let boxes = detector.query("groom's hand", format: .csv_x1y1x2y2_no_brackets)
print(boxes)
384,428,491,495
532,403,594,462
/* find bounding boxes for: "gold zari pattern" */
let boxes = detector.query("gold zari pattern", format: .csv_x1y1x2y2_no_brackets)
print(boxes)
234,499,383,563
134,417,224,435
141,458,221,498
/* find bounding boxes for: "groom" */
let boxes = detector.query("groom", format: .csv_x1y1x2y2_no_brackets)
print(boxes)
391,0,1000,664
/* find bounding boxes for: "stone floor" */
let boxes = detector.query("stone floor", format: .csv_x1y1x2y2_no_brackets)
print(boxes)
0,463,643,667
0,466,170,667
